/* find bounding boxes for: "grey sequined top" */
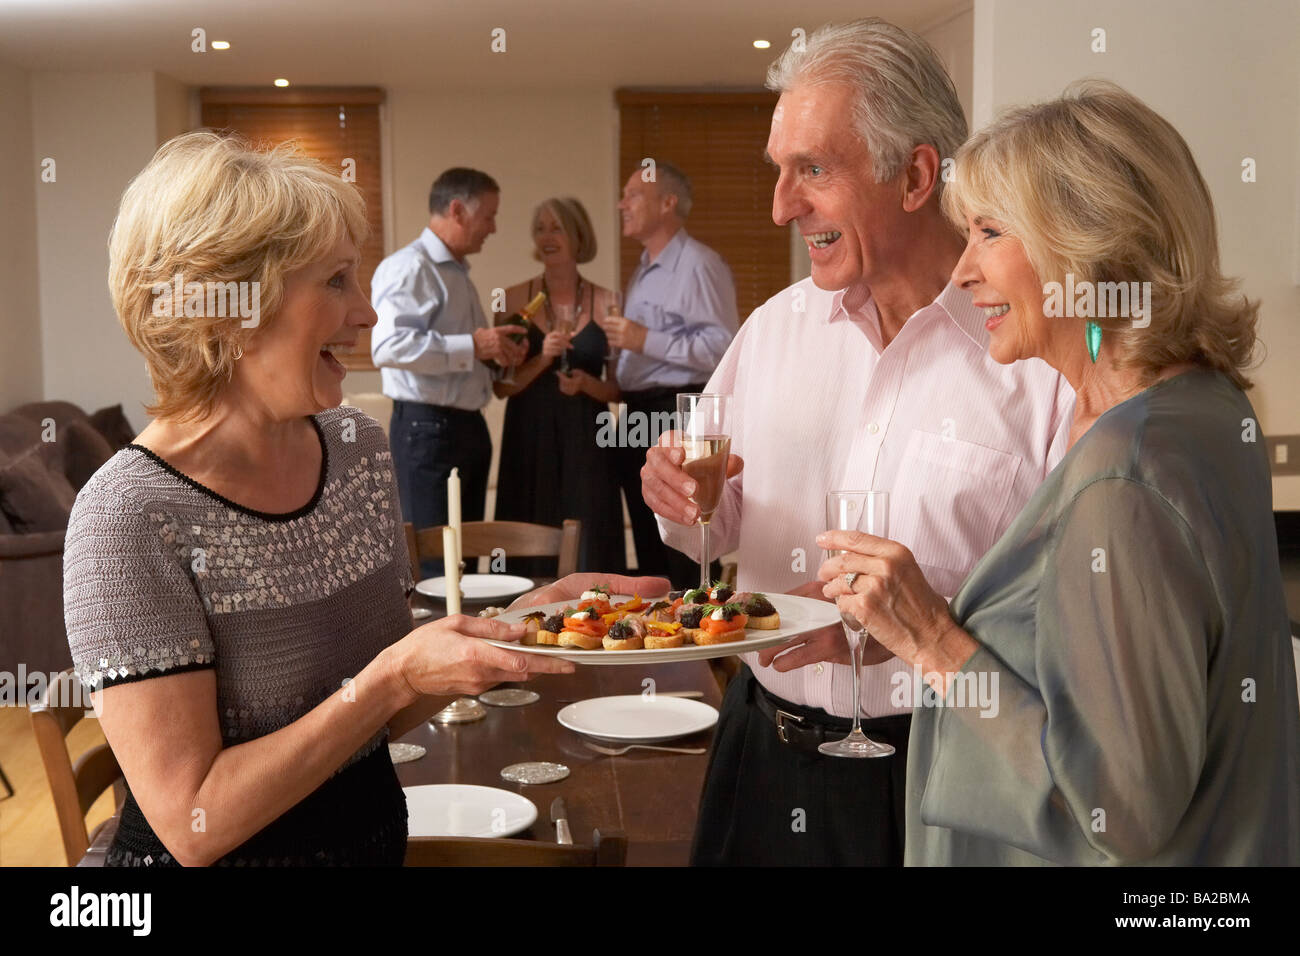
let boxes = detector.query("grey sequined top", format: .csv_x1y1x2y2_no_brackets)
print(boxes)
64,405,414,755
906,368,1300,865
63,406,416,865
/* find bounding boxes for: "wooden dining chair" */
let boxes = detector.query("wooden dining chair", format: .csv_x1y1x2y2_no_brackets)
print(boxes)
405,519,582,583
404,828,626,866
28,669,125,866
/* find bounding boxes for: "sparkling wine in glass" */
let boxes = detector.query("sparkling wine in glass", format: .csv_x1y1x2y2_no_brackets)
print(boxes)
676,394,730,591
604,292,621,364
819,490,895,759
553,302,576,375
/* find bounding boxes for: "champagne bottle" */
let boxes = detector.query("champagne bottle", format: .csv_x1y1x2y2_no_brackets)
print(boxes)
490,291,546,373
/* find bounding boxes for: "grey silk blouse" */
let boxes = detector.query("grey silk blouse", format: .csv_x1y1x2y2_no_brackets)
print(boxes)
905,368,1300,865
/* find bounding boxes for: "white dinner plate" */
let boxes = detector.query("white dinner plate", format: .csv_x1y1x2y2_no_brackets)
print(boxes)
557,695,719,743
484,592,842,665
415,573,535,602
403,784,538,838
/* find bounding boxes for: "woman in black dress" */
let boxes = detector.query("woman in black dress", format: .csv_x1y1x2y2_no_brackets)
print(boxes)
493,198,626,576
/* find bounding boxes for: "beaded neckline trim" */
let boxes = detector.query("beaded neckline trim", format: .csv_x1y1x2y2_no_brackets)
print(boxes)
124,416,329,523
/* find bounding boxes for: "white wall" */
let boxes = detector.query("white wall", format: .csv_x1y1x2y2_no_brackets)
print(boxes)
973,0,1300,507
0,58,43,412
923,5,975,126
154,71,191,146
384,87,620,304
31,72,161,428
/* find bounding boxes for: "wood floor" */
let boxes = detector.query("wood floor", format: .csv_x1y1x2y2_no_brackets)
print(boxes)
0,704,116,867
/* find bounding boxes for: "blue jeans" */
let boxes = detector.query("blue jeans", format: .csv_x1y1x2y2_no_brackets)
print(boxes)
389,401,491,579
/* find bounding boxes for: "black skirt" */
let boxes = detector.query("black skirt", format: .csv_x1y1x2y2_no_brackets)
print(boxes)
494,321,626,576
105,743,408,867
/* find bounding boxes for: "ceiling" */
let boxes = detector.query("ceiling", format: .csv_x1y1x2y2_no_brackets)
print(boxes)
0,0,967,90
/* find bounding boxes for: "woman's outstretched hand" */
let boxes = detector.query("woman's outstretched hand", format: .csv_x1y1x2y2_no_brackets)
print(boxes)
390,614,575,703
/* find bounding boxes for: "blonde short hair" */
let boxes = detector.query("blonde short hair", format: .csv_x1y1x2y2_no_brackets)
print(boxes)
530,197,597,264
942,79,1258,389
766,18,967,197
108,129,369,421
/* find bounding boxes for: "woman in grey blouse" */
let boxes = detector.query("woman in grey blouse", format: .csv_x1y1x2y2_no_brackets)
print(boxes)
63,131,605,866
818,81,1300,864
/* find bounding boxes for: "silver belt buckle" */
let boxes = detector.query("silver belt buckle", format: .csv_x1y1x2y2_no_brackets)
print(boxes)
775,708,805,744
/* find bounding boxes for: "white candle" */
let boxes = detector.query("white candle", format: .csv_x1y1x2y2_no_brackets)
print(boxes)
443,526,461,615
448,467,462,569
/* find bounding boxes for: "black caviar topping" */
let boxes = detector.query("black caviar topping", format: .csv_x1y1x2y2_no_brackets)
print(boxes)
679,605,707,628
607,619,636,641
716,603,746,622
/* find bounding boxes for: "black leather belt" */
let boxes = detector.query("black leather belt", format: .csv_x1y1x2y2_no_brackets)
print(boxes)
750,680,855,754
392,399,482,421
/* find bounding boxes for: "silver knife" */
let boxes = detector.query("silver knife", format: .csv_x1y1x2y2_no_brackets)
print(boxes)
550,796,573,845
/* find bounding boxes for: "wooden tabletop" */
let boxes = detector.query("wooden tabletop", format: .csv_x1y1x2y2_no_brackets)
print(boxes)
392,660,722,866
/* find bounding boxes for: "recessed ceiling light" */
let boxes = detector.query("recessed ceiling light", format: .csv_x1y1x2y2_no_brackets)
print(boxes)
753,39,771,49
274,78,290,88
212,41,230,50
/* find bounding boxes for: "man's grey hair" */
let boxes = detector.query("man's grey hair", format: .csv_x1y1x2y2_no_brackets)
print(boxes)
766,19,967,194
655,162,693,219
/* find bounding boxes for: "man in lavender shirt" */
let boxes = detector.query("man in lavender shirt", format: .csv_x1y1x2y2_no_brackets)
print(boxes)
641,20,1075,865
599,163,738,584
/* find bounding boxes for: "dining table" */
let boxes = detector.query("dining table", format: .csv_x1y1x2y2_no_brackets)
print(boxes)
397,584,724,866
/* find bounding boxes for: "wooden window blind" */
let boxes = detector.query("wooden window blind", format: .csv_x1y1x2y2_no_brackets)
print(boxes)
200,88,385,370
617,90,787,324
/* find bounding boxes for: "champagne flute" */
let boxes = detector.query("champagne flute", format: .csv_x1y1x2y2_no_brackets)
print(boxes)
819,490,895,759
676,394,731,590
553,302,576,375
603,292,622,364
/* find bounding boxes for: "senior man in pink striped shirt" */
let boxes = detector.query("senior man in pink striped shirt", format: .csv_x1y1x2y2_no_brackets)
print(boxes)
642,19,1074,866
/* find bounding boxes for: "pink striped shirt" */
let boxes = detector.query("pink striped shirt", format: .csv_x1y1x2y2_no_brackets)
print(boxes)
657,279,1075,717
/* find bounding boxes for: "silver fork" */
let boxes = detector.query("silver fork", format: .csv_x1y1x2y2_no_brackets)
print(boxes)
584,741,707,756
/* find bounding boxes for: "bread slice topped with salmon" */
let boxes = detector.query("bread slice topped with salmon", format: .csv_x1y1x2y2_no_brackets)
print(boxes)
733,592,780,630
692,602,749,645
558,606,607,649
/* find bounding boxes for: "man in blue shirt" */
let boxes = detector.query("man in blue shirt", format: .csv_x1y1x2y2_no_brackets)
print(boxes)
598,163,738,584
370,168,526,575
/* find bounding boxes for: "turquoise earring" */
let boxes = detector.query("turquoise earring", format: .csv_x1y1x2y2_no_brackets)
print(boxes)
1085,321,1102,363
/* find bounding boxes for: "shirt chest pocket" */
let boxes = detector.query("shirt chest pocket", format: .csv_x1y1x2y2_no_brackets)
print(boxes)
889,429,1022,598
